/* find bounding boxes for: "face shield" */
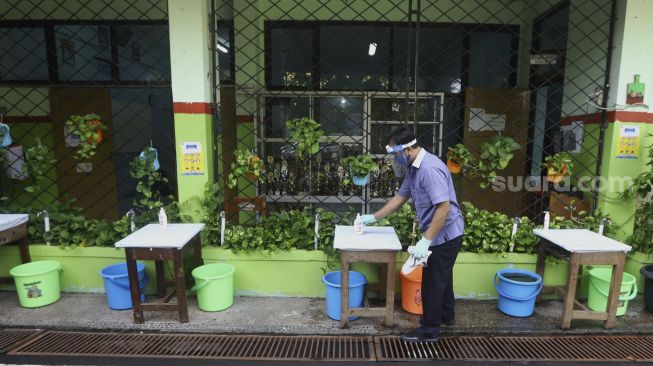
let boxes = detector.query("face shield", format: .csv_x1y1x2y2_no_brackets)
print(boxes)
385,139,416,178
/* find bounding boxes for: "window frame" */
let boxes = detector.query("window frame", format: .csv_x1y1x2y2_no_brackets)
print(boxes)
0,19,171,86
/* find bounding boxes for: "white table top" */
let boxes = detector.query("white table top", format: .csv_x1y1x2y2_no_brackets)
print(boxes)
533,229,631,253
334,225,402,251
115,223,205,249
0,214,29,232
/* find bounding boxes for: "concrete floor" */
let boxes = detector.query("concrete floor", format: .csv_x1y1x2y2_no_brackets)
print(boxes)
2,291,653,336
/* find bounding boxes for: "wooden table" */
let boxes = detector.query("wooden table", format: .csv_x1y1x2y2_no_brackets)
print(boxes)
115,223,204,323
0,214,31,283
334,225,401,329
533,229,632,329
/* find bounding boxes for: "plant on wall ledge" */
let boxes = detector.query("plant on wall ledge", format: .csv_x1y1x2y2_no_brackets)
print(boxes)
64,113,107,160
446,144,475,174
542,152,574,183
341,154,378,186
226,149,264,189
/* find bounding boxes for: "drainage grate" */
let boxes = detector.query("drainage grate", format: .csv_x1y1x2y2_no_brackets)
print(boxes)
8,331,374,361
375,335,653,361
0,329,42,354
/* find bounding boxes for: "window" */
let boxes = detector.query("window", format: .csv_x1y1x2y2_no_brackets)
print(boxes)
468,31,516,88
319,25,390,90
0,27,48,81
55,25,113,81
269,27,313,88
116,24,171,82
393,26,464,92
217,20,234,82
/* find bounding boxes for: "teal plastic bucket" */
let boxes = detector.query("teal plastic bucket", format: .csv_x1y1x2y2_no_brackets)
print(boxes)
99,262,148,310
10,260,62,308
322,271,367,321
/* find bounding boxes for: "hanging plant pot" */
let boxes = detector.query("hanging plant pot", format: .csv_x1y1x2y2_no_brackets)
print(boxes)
546,164,567,183
352,175,368,186
447,159,462,174
85,120,104,144
244,172,258,181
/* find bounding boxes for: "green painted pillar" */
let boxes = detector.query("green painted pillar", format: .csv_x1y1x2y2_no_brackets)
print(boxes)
169,0,215,221
595,0,653,241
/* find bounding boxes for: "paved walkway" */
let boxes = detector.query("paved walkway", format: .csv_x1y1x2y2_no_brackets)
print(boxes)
2,291,653,335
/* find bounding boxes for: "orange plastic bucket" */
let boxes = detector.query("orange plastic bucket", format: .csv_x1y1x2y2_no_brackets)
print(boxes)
400,266,423,315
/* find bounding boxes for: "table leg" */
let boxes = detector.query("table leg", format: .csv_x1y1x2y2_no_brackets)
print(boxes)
18,235,30,264
385,254,396,327
535,239,546,303
174,249,189,323
193,235,204,267
604,255,626,329
155,260,165,298
126,248,144,324
340,252,350,329
561,254,580,329
378,263,387,302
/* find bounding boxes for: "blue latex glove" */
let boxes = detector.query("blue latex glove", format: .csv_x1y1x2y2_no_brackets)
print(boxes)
414,237,432,258
360,214,376,225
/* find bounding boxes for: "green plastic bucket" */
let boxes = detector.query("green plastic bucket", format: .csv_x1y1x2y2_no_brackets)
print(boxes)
9,260,62,308
191,263,235,312
588,267,637,316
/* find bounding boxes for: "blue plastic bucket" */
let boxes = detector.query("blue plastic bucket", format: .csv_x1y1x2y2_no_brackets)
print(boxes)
322,271,367,321
494,268,543,317
100,262,148,310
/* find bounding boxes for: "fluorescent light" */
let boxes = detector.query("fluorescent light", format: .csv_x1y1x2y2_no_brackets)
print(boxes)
340,98,346,105
368,42,377,56
217,43,228,53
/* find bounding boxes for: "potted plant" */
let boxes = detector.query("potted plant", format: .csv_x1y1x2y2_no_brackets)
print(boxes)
476,136,521,188
226,149,264,189
341,154,378,186
446,144,474,174
64,113,107,160
22,139,56,193
542,152,573,183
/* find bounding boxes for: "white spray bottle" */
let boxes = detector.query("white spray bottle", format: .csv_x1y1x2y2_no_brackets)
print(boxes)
543,211,550,230
159,207,168,228
354,213,364,235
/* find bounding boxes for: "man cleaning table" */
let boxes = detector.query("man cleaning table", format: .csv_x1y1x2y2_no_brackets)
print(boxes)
360,126,464,343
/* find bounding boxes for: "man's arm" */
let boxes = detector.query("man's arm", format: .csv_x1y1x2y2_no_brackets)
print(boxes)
422,201,450,240
373,194,408,220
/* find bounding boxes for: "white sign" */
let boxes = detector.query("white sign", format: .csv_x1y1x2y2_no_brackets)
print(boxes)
180,142,204,175
530,53,558,65
469,108,506,132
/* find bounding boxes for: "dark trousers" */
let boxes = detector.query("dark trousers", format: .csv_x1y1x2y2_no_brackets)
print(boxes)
421,235,463,332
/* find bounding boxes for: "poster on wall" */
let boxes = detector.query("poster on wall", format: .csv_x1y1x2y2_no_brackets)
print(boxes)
560,121,583,153
180,142,204,175
615,126,640,159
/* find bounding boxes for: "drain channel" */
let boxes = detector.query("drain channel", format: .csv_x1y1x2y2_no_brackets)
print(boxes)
375,335,653,361
9,331,374,361
0,329,42,354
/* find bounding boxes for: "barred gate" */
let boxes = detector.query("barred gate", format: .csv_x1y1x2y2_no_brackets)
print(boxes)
212,0,615,224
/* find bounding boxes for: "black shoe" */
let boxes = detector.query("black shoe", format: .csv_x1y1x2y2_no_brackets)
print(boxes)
441,318,455,326
400,327,439,343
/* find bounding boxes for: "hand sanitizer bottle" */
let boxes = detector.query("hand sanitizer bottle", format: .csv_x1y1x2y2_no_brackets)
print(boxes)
159,207,168,228
543,211,550,230
354,213,364,235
